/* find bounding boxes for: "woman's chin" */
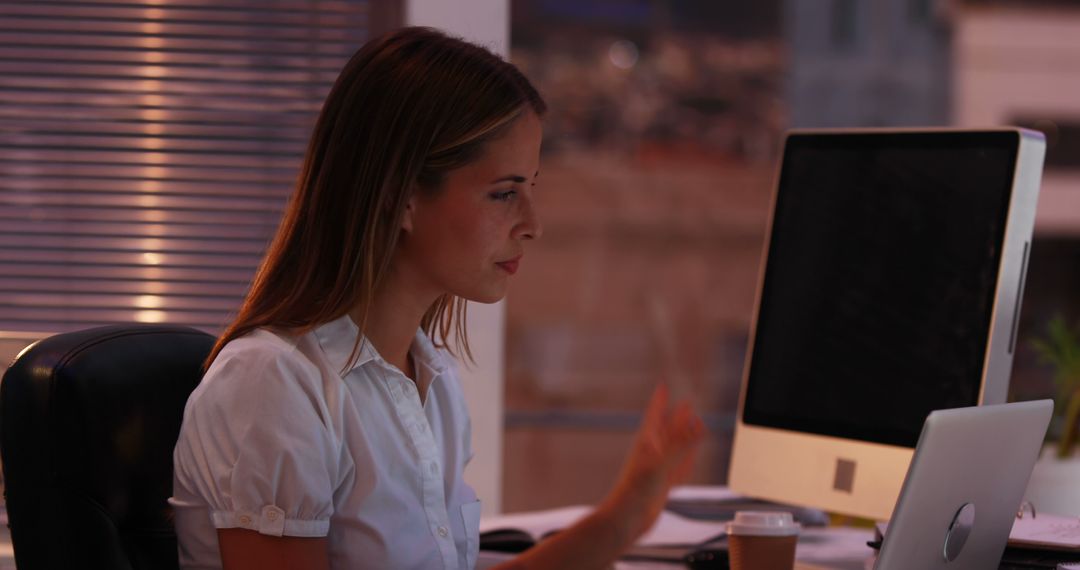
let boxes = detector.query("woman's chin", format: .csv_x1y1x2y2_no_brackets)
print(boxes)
468,292,507,305
458,284,508,305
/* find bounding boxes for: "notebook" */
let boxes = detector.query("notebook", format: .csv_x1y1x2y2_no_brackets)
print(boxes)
874,400,1053,570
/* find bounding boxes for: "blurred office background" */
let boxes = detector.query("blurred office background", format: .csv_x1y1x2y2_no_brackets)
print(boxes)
0,0,1078,516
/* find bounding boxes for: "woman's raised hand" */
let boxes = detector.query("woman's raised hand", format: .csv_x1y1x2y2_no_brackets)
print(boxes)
602,383,705,542
493,383,704,570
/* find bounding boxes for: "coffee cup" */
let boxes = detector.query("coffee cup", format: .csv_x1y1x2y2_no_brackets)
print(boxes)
726,511,800,570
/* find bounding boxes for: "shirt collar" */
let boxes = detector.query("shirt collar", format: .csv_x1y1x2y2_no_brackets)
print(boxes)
313,314,449,378
410,327,450,378
313,314,377,376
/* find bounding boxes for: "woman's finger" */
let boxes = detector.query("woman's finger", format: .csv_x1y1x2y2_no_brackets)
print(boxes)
644,400,703,478
675,402,704,440
645,383,670,420
641,383,671,443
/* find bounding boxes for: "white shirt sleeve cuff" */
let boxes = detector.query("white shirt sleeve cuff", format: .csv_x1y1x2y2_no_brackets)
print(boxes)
211,508,330,538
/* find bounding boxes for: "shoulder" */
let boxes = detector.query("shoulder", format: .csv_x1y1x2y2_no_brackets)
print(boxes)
214,328,307,371
190,328,332,420
213,328,328,384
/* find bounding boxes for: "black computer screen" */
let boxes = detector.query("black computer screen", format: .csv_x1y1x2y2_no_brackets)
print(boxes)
742,131,1019,448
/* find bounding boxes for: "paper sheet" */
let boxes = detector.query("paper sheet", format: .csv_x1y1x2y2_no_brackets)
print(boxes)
479,504,727,547
1009,513,1080,550
667,484,743,503
881,512,1080,551
636,510,728,546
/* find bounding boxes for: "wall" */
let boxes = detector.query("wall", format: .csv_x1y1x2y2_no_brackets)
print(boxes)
954,6,1080,236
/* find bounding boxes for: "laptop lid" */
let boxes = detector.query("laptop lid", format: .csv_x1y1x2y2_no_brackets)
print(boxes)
875,400,1053,570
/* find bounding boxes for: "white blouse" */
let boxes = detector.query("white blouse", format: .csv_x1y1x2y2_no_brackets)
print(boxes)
170,315,480,569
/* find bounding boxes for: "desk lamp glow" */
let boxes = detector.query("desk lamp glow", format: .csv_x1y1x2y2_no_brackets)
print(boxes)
728,129,1046,521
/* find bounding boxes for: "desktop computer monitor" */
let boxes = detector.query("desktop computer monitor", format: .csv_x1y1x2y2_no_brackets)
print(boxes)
727,128,1046,521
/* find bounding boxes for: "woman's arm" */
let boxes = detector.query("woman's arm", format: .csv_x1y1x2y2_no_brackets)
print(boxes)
494,384,704,570
217,529,330,570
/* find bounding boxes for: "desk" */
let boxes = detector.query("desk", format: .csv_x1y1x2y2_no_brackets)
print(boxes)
479,526,876,569
480,516,1071,569
792,527,876,569
481,483,1072,570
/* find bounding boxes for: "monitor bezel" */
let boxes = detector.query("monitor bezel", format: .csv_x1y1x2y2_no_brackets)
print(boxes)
728,127,1045,521
740,130,1021,447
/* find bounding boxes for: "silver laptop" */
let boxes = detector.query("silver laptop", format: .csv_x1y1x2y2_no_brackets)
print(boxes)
875,400,1053,569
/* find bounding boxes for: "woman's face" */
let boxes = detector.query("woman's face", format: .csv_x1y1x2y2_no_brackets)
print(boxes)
398,111,543,304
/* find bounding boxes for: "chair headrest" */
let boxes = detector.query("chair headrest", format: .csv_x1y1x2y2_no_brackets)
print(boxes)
1,324,215,527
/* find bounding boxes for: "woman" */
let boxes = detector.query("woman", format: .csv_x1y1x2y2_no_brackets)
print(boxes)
171,27,703,570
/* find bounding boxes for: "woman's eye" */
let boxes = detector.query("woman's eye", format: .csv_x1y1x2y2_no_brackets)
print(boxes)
489,190,516,202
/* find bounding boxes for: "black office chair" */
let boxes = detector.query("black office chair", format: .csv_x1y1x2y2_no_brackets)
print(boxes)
0,324,214,570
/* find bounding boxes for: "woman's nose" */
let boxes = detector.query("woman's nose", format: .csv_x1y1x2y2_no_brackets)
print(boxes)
515,198,543,241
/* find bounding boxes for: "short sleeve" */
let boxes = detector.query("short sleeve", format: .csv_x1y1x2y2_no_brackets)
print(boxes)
174,340,342,538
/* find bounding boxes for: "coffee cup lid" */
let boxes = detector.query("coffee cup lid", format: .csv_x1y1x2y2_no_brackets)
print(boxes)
726,511,800,537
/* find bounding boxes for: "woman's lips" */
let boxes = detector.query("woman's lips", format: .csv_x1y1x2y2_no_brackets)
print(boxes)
496,256,522,275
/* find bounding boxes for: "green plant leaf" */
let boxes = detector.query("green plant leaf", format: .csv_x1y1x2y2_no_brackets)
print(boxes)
1032,315,1080,456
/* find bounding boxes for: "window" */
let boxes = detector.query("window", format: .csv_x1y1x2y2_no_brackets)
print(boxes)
0,1,371,334
830,0,858,51
909,0,933,25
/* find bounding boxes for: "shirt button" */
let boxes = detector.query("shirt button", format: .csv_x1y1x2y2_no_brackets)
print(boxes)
437,526,449,537
260,505,286,536
238,515,252,525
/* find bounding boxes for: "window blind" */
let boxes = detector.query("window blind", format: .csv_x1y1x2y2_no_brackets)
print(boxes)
0,0,370,334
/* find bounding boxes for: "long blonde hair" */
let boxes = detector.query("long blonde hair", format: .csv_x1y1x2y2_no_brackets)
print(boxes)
207,27,546,369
